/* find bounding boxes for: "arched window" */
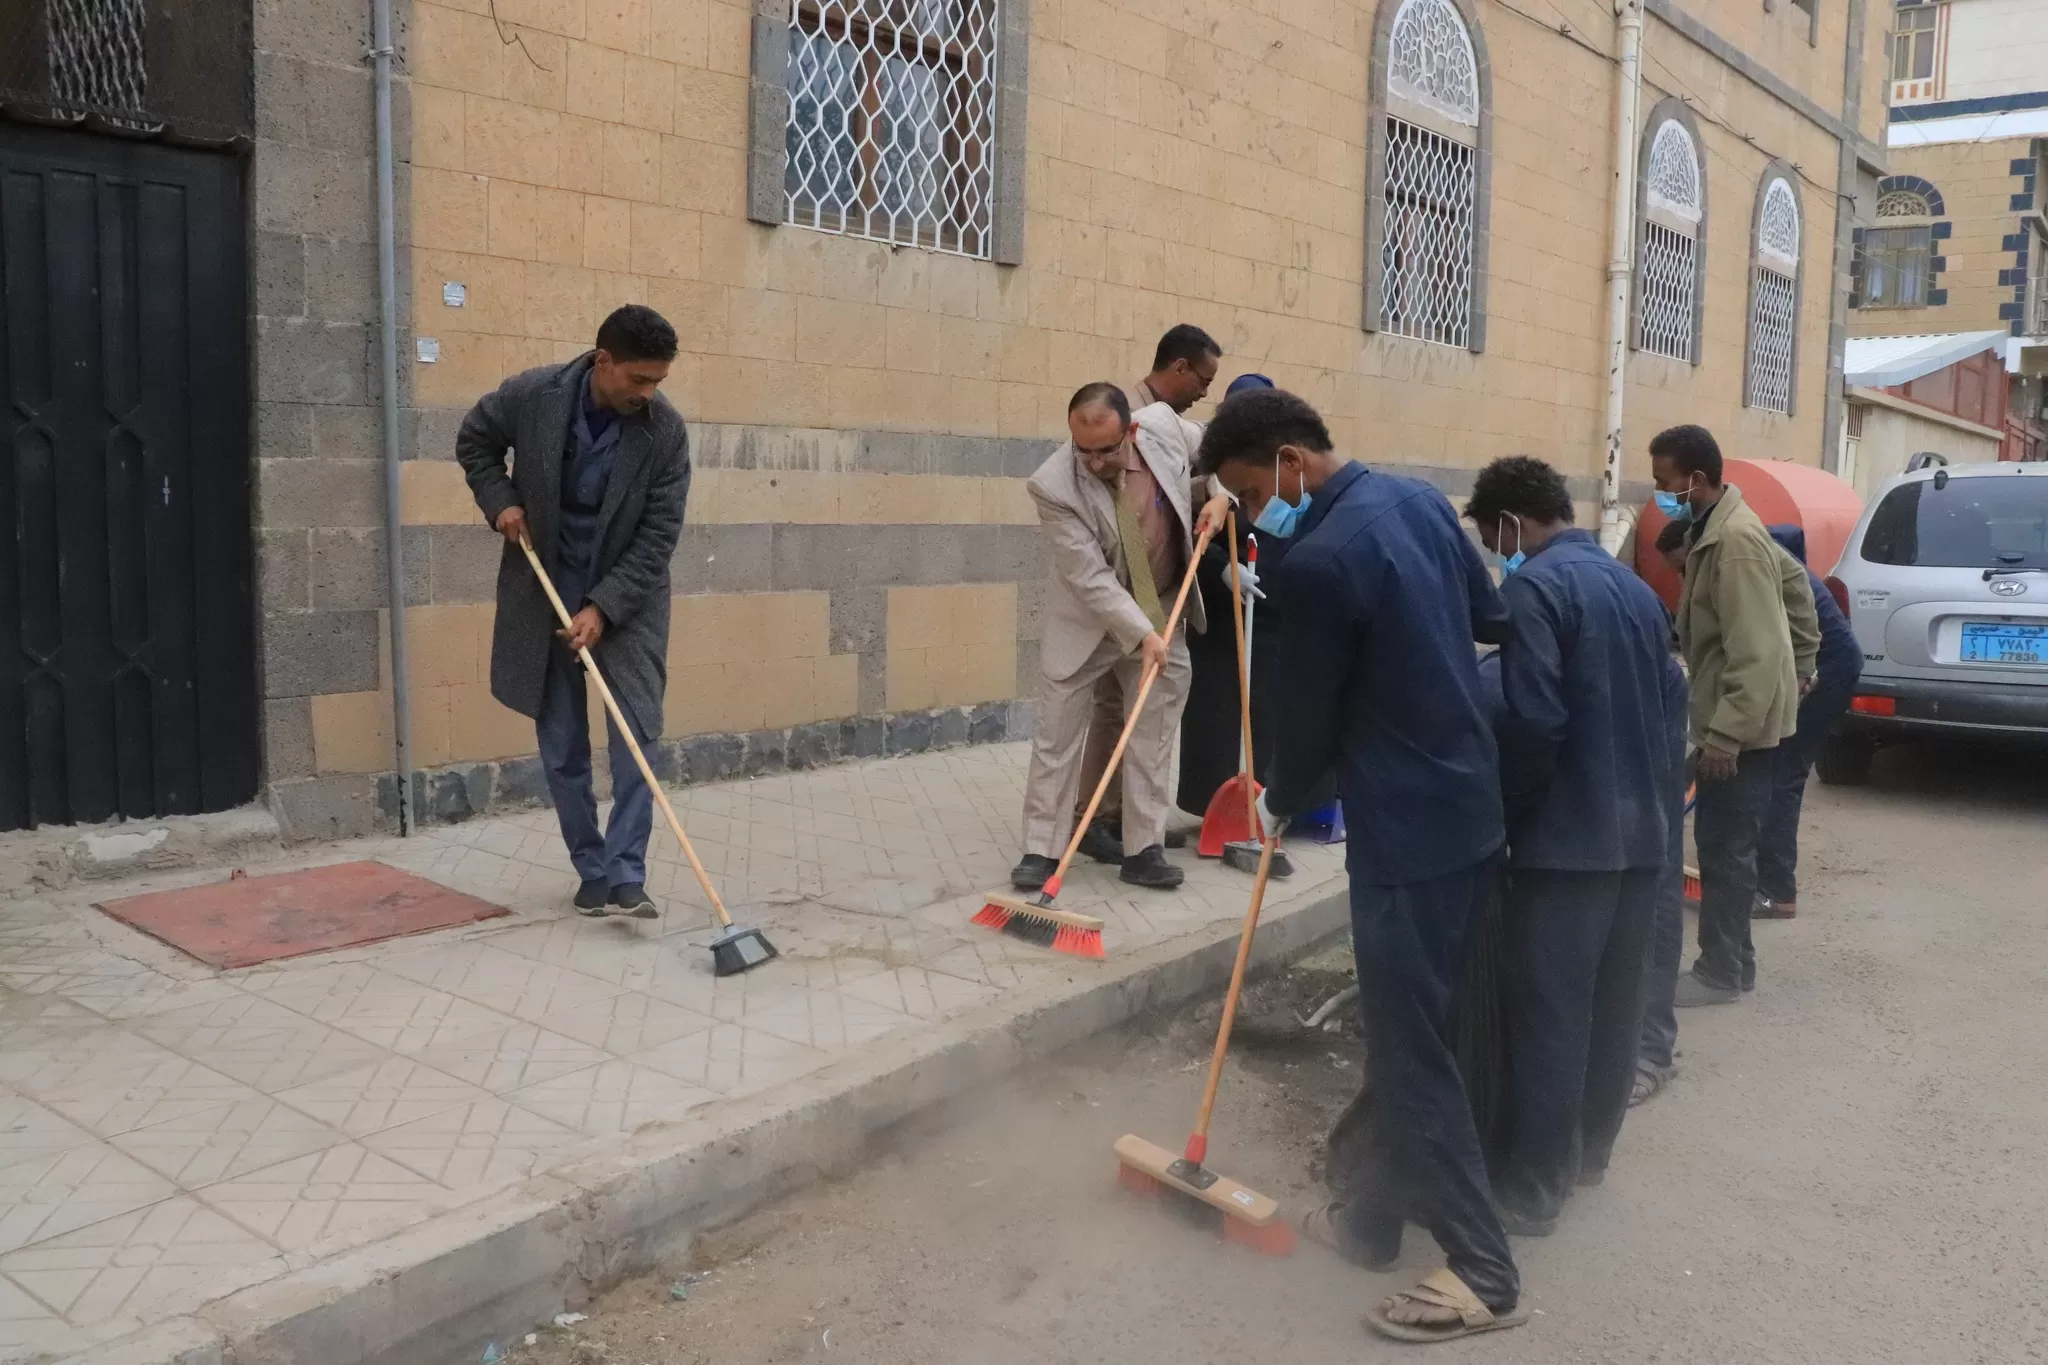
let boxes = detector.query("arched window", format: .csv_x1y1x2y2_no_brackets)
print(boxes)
1857,177,1944,310
1745,172,1802,413
1365,0,1491,351
1634,106,1706,363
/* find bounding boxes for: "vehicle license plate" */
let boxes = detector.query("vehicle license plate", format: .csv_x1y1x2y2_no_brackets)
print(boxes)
1960,621,2048,665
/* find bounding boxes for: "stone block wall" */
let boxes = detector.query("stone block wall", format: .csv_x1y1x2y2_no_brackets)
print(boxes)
250,0,1889,837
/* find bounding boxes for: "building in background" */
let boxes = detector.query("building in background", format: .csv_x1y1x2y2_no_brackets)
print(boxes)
1849,0,2048,465
0,0,1892,840
1841,330,2010,498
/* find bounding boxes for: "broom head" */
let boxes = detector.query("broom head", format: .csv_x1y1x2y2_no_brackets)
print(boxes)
971,892,1105,958
1222,839,1292,878
1196,776,1259,858
1113,1133,1294,1255
709,925,779,976
1682,865,1702,906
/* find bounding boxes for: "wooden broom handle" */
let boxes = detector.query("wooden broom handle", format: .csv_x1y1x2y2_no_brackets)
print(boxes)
1049,520,1218,890
1224,514,1257,836
517,534,735,928
1190,830,1280,1150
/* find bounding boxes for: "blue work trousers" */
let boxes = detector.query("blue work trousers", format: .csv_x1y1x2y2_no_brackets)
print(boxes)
1757,669,1857,904
536,642,653,888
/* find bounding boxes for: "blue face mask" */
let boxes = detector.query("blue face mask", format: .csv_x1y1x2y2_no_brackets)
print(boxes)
1498,515,1525,576
1253,454,1309,538
1655,477,1700,522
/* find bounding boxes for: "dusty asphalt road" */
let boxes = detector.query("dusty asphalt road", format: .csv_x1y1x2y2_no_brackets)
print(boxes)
515,741,2048,1365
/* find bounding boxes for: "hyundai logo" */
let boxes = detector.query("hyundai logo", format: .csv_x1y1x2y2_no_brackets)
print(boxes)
1990,578,2028,597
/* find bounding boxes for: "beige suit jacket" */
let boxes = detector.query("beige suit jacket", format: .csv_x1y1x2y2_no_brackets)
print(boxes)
1028,402,1208,682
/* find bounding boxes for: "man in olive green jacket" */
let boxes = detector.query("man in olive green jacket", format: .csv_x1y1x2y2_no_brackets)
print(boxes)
1650,425,1818,1005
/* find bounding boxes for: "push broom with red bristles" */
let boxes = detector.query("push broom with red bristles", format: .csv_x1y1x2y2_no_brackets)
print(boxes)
972,521,1218,959
1113,828,1295,1257
1681,782,1701,904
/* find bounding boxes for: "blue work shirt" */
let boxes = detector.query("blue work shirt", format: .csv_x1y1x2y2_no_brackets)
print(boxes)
1496,528,1681,872
1264,462,1511,887
557,378,622,611
1767,524,1862,688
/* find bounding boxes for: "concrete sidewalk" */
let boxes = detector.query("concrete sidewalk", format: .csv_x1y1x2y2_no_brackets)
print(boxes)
0,742,1348,1365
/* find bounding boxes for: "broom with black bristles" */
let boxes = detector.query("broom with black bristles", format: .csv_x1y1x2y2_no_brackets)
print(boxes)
518,534,777,976
971,520,1218,958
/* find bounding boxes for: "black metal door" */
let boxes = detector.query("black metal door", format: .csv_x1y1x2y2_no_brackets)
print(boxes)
0,125,254,830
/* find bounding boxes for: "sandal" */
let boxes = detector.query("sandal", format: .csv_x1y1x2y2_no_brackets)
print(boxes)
1366,1267,1530,1343
1630,1061,1673,1108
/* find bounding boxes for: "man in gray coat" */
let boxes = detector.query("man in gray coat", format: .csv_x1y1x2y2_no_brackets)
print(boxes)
457,305,690,918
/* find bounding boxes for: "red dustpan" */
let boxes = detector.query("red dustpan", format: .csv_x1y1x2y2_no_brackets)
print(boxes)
1198,528,1261,858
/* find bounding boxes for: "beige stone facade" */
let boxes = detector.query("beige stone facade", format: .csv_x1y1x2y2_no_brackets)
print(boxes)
261,0,1890,830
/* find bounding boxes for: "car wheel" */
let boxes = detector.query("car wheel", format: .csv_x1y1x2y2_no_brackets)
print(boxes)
1815,734,1875,787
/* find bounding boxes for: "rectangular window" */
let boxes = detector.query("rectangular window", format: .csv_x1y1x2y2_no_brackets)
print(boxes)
1862,479,2048,569
783,1,999,259
1861,225,1932,308
1636,222,1697,361
1746,266,1796,413
1380,117,1476,349
1890,4,1942,101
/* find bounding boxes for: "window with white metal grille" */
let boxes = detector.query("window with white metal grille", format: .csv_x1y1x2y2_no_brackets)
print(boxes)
1745,178,1799,413
1377,0,1481,348
783,1,999,259
1635,118,1703,361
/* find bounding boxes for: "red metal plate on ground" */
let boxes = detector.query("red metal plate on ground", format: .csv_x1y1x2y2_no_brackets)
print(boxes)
98,861,508,969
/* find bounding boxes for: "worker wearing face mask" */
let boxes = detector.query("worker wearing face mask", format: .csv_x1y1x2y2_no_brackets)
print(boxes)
1197,387,1524,1345
1464,456,1682,1237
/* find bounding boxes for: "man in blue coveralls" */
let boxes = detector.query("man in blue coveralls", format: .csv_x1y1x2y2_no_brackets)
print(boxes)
1465,456,1683,1235
1195,388,1525,1345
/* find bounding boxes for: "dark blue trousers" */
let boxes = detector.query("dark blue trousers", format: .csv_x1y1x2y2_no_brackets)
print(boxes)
1692,748,1776,991
536,643,653,888
1638,857,1685,1070
1498,867,1659,1223
1757,669,1857,904
1339,855,1519,1311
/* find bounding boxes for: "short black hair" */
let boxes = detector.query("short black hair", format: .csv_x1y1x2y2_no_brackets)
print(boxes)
1152,323,1221,372
1194,388,1331,476
595,304,678,363
1464,456,1574,527
1068,381,1131,425
1655,518,1690,554
1648,424,1723,484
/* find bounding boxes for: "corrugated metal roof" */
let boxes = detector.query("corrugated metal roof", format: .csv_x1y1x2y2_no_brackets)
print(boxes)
1843,331,2011,388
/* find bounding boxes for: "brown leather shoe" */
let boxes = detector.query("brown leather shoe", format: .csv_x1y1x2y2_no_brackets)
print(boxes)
1754,896,1797,920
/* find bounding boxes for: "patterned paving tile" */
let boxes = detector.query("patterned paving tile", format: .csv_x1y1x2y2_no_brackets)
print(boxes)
379,941,630,1018
359,1098,583,1187
0,1197,285,1330
243,964,519,1055
505,1060,720,1138
919,938,1072,993
0,1144,176,1255
1,1029,254,1139
107,1095,349,1187
0,1273,67,1356
132,996,389,1093
532,993,718,1055
272,1058,487,1138
52,969,246,1022
627,1022,828,1098
0,1089,93,1176
836,965,1001,1020
193,1144,450,1253
410,1020,608,1093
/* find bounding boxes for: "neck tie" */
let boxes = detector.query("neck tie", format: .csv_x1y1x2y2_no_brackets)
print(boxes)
1113,475,1166,632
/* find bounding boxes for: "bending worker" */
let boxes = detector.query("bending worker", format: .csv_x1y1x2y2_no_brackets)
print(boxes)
1013,384,1229,893
1197,387,1523,1344
456,305,690,919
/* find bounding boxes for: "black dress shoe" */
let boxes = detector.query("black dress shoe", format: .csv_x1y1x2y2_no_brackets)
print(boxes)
1120,845,1184,890
1011,854,1058,890
574,878,610,916
608,882,660,919
1077,820,1123,864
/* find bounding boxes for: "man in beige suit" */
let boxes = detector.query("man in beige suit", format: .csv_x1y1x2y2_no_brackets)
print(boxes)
1073,324,1225,862
1014,382,1231,892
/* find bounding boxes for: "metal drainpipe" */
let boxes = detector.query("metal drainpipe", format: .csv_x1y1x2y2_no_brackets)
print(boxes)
1599,0,1646,557
371,0,415,834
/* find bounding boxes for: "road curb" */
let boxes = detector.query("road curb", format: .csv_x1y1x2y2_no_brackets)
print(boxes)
56,876,1351,1365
